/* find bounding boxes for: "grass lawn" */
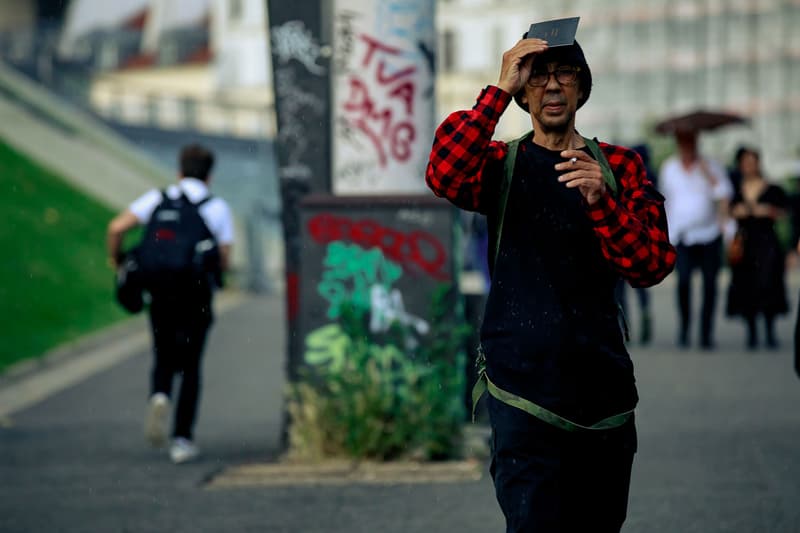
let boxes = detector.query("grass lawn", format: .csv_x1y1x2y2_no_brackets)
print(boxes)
0,141,136,372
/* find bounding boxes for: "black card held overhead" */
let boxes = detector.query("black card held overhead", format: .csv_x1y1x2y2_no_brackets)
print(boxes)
527,17,580,47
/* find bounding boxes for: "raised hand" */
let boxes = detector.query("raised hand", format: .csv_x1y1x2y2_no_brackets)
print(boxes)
497,38,549,96
555,149,606,205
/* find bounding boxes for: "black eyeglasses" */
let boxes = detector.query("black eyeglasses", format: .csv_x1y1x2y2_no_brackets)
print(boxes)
526,66,581,87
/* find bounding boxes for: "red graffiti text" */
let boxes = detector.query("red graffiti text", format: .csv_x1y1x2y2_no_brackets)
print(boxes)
308,213,449,281
342,34,417,167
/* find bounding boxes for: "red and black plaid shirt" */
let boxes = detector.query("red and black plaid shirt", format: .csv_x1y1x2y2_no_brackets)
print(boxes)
426,85,676,288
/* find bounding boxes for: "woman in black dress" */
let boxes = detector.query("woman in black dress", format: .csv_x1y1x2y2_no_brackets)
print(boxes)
726,147,789,349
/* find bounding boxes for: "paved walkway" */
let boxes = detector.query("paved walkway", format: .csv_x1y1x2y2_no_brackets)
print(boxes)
1,275,800,532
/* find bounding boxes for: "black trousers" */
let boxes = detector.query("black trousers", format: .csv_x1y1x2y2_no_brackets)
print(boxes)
488,395,636,533
675,237,722,346
148,296,212,440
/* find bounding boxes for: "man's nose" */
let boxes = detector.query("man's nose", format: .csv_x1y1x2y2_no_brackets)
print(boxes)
545,72,562,90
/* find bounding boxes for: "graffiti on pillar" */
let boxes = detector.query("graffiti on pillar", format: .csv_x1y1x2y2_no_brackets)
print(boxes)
307,213,450,281
331,0,435,194
370,285,428,335
316,241,403,320
269,16,329,185
273,67,324,181
304,242,429,372
302,209,453,371
340,34,417,168
271,20,327,75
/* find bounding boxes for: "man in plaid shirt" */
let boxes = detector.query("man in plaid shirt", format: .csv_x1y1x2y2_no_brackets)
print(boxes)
426,33,676,532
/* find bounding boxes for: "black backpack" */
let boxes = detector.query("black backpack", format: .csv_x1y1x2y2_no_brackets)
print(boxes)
134,190,221,294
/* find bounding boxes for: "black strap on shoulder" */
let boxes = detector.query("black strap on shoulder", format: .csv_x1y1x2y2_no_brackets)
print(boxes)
195,195,213,207
175,189,213,208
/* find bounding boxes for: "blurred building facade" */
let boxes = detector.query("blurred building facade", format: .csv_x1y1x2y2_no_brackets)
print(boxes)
57,0,275,140
436,0,800,179
2,0,799,177
0,0,281,291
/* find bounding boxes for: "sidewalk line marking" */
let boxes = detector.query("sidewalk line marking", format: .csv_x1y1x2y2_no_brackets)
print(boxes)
0,332,150,418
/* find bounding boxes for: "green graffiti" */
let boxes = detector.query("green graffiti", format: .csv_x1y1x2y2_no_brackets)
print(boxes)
317,242,402,319
304,323,349,373
304,322,408,375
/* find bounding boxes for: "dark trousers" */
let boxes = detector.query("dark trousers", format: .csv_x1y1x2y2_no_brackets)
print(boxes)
675,237,722,346
488,395,636,533
148,297,212,440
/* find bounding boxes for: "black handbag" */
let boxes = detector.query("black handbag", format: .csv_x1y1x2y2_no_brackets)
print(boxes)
115,251,145,314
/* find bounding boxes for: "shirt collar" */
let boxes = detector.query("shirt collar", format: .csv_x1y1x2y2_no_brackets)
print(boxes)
178,177,210,200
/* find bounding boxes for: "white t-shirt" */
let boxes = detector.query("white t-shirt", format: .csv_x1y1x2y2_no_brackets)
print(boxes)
659,156,732,246
129,178,234,246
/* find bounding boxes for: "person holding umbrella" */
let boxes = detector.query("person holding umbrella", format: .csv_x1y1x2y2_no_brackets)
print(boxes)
658,121,735,350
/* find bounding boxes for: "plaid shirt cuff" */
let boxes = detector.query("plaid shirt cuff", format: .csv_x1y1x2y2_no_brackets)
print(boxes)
476,85,513,123
585,191,619,228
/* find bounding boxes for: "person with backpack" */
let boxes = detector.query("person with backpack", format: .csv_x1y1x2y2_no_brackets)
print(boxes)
106,144,234,464
425,25,676,532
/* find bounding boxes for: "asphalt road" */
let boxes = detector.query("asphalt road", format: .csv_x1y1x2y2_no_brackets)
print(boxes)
1,274,799,533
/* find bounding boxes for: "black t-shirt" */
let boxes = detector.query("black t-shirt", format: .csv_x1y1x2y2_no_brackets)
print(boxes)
481,140,637,425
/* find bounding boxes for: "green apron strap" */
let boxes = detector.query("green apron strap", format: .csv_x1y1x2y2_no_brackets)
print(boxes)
471,375,487,423
471,370,633,431
582,136,617,196
494,131,530,271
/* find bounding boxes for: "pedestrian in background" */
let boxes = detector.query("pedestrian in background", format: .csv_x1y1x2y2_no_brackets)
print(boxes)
426,22,675,531
107,144,234,464
725,146,789,349
659,129,733,349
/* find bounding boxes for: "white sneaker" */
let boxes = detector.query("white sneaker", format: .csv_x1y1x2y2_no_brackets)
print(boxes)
170,437,199,464
144,393,170,448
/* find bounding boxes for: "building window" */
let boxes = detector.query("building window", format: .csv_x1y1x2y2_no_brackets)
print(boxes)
229,0,243,21
441,29,456,73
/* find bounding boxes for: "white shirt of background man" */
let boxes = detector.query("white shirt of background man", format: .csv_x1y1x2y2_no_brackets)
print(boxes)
659,156,732,247
128,177,235,246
